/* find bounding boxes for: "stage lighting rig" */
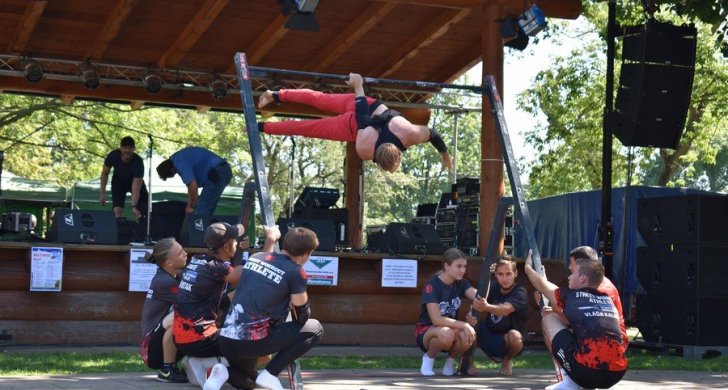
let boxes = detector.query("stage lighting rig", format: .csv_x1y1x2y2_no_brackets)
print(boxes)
500,4,547,51
281,0,320,32
143,69,163,94
22,59,43,83
209,76,227,100
79,61,100,90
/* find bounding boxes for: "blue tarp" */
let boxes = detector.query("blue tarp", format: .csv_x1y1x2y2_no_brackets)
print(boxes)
513,186,717,302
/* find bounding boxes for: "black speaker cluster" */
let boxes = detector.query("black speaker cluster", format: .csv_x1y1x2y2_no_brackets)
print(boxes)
636,195,728,346
613,21,697,149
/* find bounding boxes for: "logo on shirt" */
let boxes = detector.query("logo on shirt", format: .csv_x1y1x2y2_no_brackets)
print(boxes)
300,268,308,280
425,284,433,294
439,297,461,317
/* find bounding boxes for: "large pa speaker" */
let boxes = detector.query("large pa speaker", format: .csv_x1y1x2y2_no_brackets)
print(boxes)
292,207,348,245
49,209,118,245
636,245,728,297
179,214,238,247
613,22,697,149
150,201,187,241
276,218,336,252
376,223,444,255
637,195,728,246
636,294,728,346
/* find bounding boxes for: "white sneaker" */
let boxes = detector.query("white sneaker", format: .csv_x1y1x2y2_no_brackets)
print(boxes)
255,369,284,390
179,357,206,386
441,357,456,376
545,371,581,390
202,363,229,390
420,354,435,376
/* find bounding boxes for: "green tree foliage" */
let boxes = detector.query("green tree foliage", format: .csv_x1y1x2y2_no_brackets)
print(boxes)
519,2,728,198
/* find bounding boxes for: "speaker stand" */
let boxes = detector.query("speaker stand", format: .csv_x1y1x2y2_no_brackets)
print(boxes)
144,134,154,246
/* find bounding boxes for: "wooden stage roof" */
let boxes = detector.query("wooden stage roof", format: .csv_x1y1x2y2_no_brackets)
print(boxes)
0,0,581,118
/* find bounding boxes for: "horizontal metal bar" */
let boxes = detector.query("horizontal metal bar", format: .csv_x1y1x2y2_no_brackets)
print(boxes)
248,66,487,94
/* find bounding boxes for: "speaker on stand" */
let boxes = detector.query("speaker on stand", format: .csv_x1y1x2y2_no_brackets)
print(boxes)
613,21,697,149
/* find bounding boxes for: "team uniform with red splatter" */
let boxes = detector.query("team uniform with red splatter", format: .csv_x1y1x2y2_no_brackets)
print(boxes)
552,286,628,388
140,268,181,369
172,254,232,357
414,275,472,352
218,251,323,389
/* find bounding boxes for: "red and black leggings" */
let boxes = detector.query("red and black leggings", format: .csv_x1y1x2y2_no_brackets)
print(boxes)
263,89,377,142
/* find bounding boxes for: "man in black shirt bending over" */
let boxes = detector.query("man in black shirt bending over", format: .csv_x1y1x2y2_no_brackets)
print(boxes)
100,136,148,220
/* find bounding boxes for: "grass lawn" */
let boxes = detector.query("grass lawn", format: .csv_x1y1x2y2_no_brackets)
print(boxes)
1,349,726,376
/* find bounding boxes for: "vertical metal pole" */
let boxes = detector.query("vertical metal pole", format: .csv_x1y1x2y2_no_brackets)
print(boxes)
601,0,617,279
452,111,459,183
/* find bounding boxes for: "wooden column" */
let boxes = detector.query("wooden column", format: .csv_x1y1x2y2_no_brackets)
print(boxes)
345,142,364,249
479,2,505,256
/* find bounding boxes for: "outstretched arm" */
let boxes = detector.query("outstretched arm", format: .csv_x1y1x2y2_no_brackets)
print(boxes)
347,73,370,130
428,128,452,169
524,250,558,305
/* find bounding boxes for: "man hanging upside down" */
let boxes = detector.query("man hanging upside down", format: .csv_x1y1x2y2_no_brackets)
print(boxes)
258,73,452,173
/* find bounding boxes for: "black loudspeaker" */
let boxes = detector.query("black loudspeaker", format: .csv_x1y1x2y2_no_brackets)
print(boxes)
150,201,187,241
636,245,728,297
116,219,145,244
292,207,348,245
613,22,697,149
637,195,728,246
179,214,238,247
276,218,336,252
382,223,444,255
50,209,118,245
636,294,728,346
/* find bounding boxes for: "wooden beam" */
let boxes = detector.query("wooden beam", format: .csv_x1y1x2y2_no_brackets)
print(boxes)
196,105,211,114
425,41,481,85
345,143,363,249
369,8,470,79
302,2,397,72
7,0,47,53
60,95,75,105
226,13,289,74
371,0,582,19
157,0,229,68
130,100,145,110
87,0,137,60
479,3,505,257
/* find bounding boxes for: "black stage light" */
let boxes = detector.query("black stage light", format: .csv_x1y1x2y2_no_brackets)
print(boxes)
500,5,547,51
209,77,227,100
143,70,163,94
80,61,100,90
282,0,320,32
23,59,43,83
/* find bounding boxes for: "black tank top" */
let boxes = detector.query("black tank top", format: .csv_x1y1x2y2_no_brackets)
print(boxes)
370,109,407,156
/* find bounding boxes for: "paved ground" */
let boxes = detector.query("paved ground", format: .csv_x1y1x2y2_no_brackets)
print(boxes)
1,346,727,389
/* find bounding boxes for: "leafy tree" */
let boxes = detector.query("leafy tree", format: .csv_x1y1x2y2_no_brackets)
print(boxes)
519,3,728,197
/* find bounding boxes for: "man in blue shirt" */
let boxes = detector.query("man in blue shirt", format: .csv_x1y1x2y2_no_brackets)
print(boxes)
156,147,231,215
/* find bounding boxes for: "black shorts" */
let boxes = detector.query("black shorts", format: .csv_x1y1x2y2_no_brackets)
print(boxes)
141,322,166,369
551,329,626,389
175,333,221,358
111,179,148,211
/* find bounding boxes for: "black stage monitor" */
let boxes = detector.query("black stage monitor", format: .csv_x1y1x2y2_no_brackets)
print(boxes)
295,187,340,209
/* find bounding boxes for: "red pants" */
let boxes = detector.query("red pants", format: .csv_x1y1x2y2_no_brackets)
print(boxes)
263,89,377,142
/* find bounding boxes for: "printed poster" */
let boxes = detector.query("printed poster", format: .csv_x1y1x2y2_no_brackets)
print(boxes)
304,256,339,286
30,247,63,292
381,258,418,288
129,248,155,292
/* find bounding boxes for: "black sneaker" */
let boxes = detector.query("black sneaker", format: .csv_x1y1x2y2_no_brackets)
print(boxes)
157,366,189,383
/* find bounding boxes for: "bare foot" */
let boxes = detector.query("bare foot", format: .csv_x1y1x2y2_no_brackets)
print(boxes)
258,90,274,108
466,364,477,376
499,359,513,376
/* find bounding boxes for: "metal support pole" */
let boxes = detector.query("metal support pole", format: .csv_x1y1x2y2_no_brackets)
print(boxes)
600,0,617,279
248,66,487,94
